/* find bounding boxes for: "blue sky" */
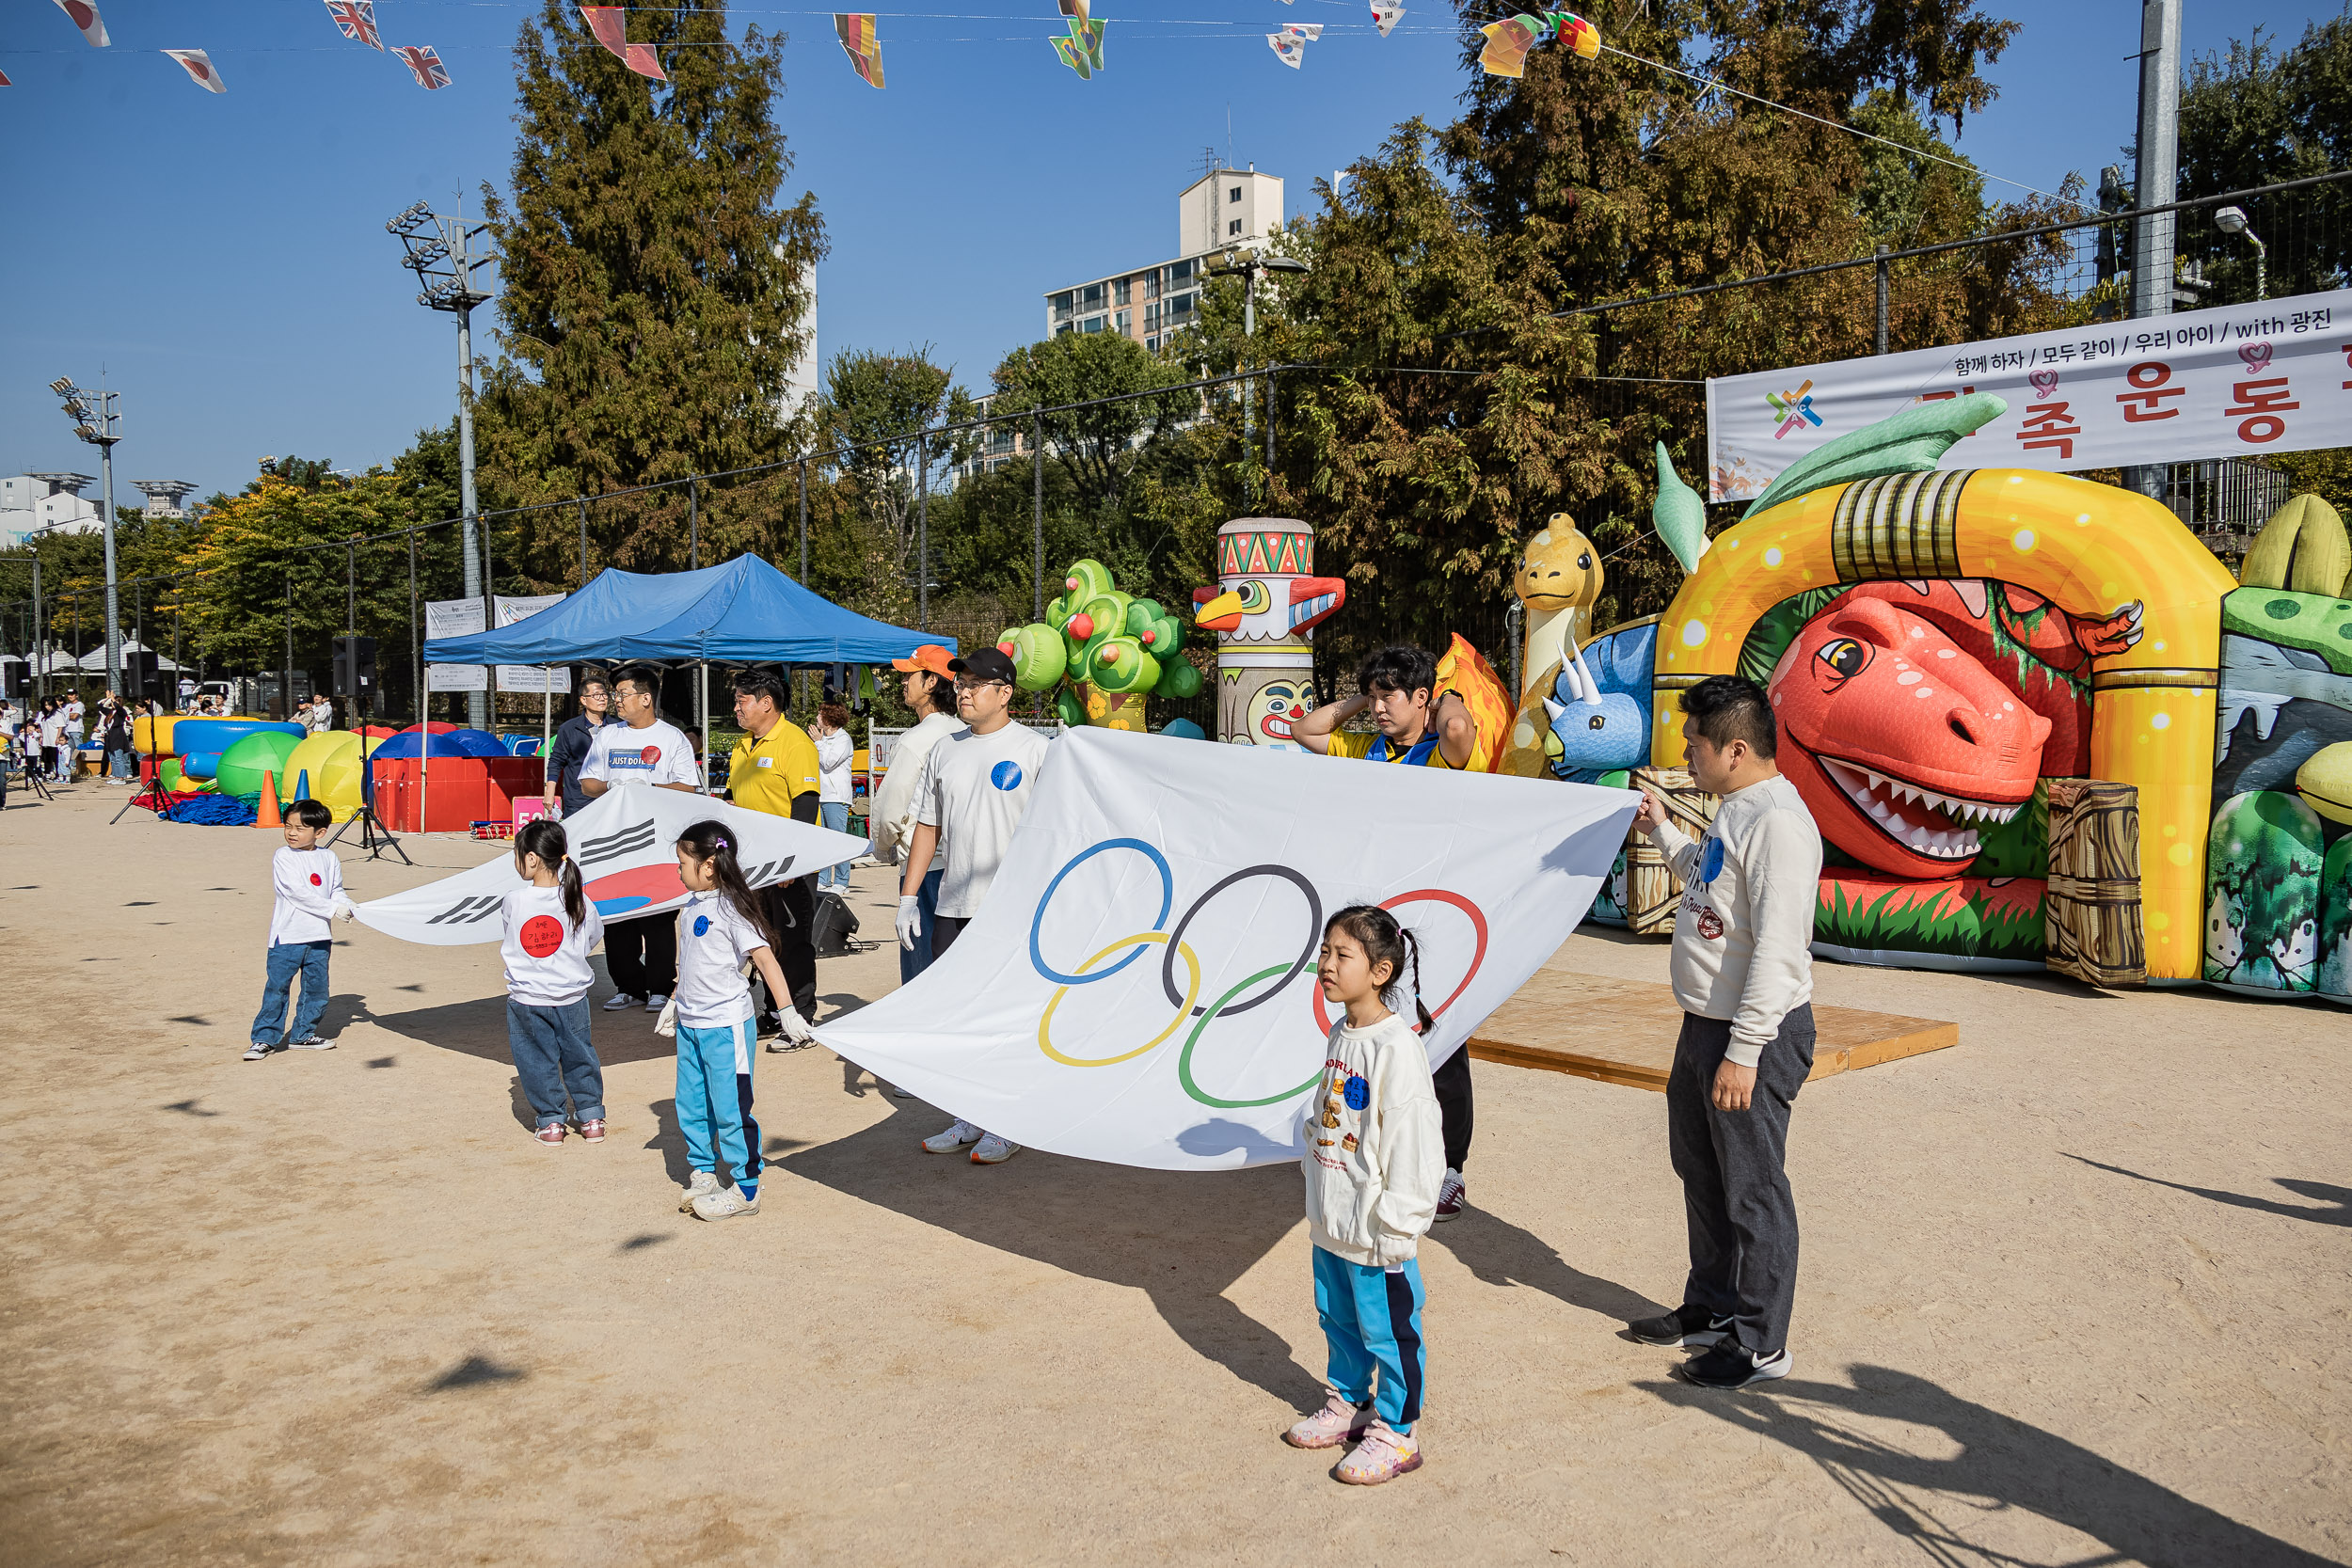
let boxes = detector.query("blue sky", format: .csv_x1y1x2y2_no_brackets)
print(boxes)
0,0,2338,503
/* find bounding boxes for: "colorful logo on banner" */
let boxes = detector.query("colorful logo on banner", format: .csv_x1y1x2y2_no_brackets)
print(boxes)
1767,377,1823,439
1025,838,1487,1108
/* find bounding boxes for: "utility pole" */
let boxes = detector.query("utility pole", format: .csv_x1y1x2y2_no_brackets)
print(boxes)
1208,248,1308,507
389,196,498,728
49,378,122,694
2124,0,2182,505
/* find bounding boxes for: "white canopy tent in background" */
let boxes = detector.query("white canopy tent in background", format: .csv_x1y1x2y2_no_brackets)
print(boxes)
816,726,1637,1172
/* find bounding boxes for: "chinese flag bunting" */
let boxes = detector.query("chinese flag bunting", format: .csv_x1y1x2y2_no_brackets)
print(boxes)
52,0,110,47
161,48,227,91
391,44,451,88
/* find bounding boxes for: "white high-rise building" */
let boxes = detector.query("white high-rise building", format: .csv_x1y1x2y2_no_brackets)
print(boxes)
0,473,102,547
1043,167,1285,351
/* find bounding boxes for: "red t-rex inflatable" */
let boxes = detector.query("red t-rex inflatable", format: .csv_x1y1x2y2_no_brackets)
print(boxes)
1765,579,2141,879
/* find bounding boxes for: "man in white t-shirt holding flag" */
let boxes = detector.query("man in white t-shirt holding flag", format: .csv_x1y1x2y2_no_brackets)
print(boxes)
896,645,1051,1165
579,663,702,1014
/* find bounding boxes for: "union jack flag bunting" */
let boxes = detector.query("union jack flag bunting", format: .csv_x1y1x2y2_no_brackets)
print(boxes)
325,0,383,50
391,44,450,88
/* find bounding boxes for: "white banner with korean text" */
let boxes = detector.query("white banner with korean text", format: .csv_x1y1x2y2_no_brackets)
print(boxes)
1706,288,2351,503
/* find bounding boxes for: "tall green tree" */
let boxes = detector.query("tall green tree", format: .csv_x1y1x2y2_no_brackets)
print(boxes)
481,0,825,581
814,347,976,623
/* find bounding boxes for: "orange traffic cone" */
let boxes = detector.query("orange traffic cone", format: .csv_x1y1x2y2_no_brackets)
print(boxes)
256,769,283,830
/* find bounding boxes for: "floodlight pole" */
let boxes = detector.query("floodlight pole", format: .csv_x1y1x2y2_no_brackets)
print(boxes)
50,379,123,695
389,197,498,730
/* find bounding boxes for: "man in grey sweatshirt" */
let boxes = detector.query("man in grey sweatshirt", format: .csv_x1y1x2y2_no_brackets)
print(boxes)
1627,673,1822,1388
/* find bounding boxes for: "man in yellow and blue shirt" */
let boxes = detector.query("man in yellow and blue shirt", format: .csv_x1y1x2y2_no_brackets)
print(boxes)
726,667,822,1034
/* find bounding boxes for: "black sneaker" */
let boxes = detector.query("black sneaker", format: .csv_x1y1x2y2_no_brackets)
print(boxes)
1676,1340,1791,1389
1627,1304,1733,1348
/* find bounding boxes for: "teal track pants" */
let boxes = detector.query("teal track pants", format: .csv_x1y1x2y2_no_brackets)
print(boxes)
676,1019,757,1182
1311,1245,1426,1431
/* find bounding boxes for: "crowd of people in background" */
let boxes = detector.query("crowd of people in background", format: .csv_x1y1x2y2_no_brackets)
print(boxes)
2,689,157,788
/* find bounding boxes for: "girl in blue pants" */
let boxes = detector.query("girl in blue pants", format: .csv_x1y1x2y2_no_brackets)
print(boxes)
1286,905,1443,1486
667,820,793,1222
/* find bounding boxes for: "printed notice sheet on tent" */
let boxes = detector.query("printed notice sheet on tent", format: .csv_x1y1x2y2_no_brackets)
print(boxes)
424,595,573,693
1706,286,2352,503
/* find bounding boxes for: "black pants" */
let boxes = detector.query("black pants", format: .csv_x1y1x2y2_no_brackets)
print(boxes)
607,918,675,999
930,914,968,959
1432,1047,1473,1173
1666,1005,1814,1359
754,879,818,1023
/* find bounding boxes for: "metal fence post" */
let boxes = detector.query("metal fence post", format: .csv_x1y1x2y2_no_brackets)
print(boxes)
688,478,699,572
1032,412,1045,620
916,429,929,632
577,498,589,590
1874,244,1890,355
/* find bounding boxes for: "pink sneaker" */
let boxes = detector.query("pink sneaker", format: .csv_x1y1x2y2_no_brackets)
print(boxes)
1284,1393,1375,1450
1334,1419,1422,1485
533,1123,566,1146
578,1118,606,1143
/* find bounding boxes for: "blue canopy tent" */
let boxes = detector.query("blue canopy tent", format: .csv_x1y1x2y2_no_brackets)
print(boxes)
421,553,953,667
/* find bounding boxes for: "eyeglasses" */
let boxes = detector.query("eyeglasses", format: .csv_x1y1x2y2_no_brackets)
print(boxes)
954,677,1009,692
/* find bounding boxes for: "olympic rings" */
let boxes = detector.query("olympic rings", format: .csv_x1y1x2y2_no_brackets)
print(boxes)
1311,889,1490,1037
1028,838,1172,986
1178,964,1325,1108
1040,933,1202,1067
1159,864,1322,1020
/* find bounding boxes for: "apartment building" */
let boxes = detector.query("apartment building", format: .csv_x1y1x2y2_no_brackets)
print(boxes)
1043,168,1283,351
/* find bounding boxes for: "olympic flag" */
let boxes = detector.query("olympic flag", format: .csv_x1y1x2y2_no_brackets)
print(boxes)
351,783,867,945
817,726,1637,1171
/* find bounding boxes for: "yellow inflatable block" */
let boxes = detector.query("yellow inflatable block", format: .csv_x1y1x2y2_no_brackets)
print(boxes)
132,714,179,753
280,731,367,821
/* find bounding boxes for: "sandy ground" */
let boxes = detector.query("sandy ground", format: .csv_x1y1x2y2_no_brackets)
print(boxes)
3,780,2349,1567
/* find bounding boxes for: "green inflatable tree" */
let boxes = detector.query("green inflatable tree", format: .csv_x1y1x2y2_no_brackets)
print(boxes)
997,558,1202,728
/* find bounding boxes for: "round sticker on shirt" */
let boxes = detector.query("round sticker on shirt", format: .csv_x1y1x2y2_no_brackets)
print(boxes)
519,914,565,958
1343,1074,1371,1111
991,759,1024,791
1700,836,1725,885
693,913,711,937
309,873,323,887
640,743,661,765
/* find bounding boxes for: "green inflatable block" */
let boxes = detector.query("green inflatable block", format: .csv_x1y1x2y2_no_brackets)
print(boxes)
215,730,304,800
2205,790,2327,993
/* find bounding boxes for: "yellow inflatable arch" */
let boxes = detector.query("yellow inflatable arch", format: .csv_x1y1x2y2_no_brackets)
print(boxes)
1653,468,2238,982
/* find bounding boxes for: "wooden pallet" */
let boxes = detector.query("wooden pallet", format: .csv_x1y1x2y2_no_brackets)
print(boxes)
1467,967,1956,1092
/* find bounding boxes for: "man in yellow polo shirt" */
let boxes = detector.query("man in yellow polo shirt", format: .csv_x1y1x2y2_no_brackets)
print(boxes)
1294,642,1483,1225
725,667,822,1038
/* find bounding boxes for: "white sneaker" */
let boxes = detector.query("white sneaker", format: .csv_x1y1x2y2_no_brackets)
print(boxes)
603,993,639,1011
289,1036,336,1051
970,1132,1021,1164
922,1118,982,1153
677,1170,722,1212
691,1183,761,1221
887,1082,914,1099
644,992,669,1013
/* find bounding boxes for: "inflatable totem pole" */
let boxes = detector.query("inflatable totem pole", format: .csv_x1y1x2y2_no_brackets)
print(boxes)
997,557,1203,730
1189,517,1346,749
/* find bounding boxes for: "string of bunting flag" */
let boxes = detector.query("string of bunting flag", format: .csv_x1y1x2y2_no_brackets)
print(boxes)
24,0,452,92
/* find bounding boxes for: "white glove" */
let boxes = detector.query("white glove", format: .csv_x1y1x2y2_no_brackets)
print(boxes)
896,894,922,951
771,1006,816,1046
333,896,358,923
654,996,677,1038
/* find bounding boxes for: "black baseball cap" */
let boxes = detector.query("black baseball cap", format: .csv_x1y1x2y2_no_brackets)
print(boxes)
947,647,1017,685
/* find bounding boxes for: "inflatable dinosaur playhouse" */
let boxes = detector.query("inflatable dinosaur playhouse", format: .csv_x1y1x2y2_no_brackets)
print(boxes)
1502,394,2351,1002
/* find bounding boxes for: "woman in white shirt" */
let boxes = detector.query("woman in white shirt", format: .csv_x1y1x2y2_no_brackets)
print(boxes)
813,701,855,891
870,648,965,983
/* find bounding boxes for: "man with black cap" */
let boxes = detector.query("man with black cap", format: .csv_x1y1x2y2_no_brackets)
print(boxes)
896,645,1051,1165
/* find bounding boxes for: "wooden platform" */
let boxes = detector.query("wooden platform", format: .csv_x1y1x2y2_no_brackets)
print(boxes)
1468,967,1957,1092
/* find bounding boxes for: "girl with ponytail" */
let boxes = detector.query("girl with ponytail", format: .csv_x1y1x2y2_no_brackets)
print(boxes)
501,818,609,1147
1283,904,1444,1486
667,819,792,1223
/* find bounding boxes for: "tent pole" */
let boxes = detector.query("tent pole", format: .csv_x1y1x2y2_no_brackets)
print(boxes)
698,659,710,796
797,458,810,719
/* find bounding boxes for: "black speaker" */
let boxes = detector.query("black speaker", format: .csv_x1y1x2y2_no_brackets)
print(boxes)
124,649,160,701
333,635,378,698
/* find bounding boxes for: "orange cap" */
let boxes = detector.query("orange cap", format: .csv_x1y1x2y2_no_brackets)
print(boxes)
890,643,957,677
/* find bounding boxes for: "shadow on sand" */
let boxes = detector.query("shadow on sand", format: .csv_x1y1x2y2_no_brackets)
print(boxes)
2064,1154,2352,1228
1645,1364,2339,1565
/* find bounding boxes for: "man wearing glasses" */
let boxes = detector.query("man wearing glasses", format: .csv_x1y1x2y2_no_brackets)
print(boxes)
895,646,1051,1164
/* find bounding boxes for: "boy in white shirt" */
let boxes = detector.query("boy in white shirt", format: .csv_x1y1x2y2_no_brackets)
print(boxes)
897,647,1051,1164
246,800,357,1060
579,664,700,1012
1628,674,1821,1388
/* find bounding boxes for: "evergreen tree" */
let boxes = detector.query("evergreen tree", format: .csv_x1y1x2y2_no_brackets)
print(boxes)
481,0,825,582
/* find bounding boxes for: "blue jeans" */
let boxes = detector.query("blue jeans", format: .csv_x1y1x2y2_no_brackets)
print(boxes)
898,866,943,985
506,998,606,1128
108,748,135,780
818,801,852,888
1311,1246,1427,1432
252,940,332,1047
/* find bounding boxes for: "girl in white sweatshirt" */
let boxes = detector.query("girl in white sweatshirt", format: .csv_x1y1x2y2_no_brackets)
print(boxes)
1285,905,1443,1486
501,819,608,1146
